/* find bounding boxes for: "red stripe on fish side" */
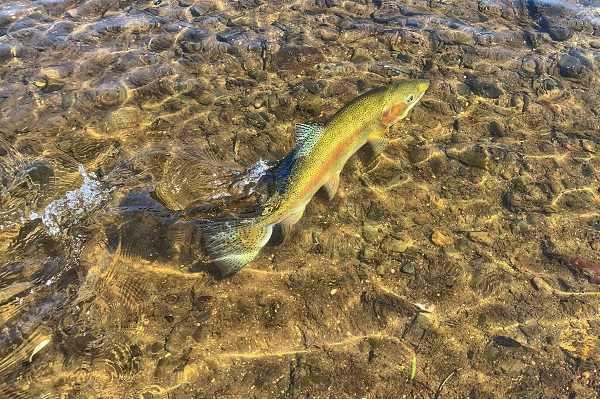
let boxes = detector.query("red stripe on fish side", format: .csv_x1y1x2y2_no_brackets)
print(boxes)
295,124,367,203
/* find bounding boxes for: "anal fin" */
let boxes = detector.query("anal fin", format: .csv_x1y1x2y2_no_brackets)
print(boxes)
279,207,305,237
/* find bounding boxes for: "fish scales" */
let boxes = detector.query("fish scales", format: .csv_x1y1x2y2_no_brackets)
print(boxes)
202,79,430,276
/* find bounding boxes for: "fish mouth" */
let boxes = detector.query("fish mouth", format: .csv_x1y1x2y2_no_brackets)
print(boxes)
414,88,426,105
413,80,430,105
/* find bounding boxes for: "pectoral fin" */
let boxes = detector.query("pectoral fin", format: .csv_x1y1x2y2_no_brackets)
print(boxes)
321,173,340,200
367,133,389,155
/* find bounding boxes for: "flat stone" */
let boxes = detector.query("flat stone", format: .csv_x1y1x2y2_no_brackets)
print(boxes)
467,76,503,99
493,335,522,347
270,45,324,72
510,219,530,234
362,224,380,243
381,235,413,253
350,47,371,63
446,145,490,170
455,238,472,253
248,69,267,81
510,93,524,108
215,26,247,44
0,44,12,62
402,313,433,347
367,201,385,221
488,121,506,137
468,231,494,246
408,146,432,164
431,230,454,246
498,358,527,376
304,80,322,94
580,140,596,153
521,57,537,73
412,215,429,226
531,276,553,293
267,94,279,110
443,247,462,257
545,24,573,42
360,246,377,261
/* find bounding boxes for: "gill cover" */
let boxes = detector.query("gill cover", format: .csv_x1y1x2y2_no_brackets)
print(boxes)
381,79,429,127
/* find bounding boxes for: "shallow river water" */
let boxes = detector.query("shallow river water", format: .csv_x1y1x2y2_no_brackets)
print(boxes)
1,0,599,398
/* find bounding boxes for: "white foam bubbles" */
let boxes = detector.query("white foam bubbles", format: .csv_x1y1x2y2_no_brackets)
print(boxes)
41,165,110,237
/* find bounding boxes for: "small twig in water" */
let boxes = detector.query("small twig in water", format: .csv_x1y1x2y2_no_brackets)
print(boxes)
433,368,461,399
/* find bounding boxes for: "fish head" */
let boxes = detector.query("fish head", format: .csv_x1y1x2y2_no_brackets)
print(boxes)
380,79,430,127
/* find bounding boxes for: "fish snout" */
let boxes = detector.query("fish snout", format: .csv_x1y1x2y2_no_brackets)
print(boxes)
416,79,430,95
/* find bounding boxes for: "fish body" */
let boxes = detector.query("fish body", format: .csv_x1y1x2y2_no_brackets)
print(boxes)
203,79,430,276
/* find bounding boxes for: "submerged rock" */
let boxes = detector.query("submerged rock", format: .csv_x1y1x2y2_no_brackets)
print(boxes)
466,75,503,99
468,231,494,246
446,145,490,169
431,230,454,246
544,24,574,42
270,45,324,72
488,120,506,137
521,57,537,74
381,234,413,253
557,54,583,78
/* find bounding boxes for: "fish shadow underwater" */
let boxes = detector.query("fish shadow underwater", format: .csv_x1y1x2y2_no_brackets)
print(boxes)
106,152,335,279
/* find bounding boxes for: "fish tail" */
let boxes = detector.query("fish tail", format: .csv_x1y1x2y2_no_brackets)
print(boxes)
201,217,273,276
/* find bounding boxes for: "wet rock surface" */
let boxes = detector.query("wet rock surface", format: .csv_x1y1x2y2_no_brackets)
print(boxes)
0,0,600,398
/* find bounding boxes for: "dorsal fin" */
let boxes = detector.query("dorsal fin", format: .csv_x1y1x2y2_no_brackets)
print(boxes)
294,124,325,159
295,123,324,145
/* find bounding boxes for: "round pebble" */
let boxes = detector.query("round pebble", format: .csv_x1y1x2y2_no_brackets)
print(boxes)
521,58,537,73
557,54,583,78
401,262,415,274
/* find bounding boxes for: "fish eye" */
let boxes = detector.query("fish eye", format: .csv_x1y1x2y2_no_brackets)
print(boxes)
406,94,414,102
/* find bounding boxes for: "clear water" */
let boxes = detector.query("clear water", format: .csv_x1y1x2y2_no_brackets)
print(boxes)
1,0,599,398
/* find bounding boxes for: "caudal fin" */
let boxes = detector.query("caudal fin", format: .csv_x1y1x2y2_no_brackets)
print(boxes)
202,217,273,276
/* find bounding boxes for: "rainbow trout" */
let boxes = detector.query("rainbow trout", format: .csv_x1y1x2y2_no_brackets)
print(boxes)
203,79,430,276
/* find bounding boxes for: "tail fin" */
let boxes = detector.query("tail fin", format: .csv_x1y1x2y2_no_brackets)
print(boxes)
202,217,273,276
